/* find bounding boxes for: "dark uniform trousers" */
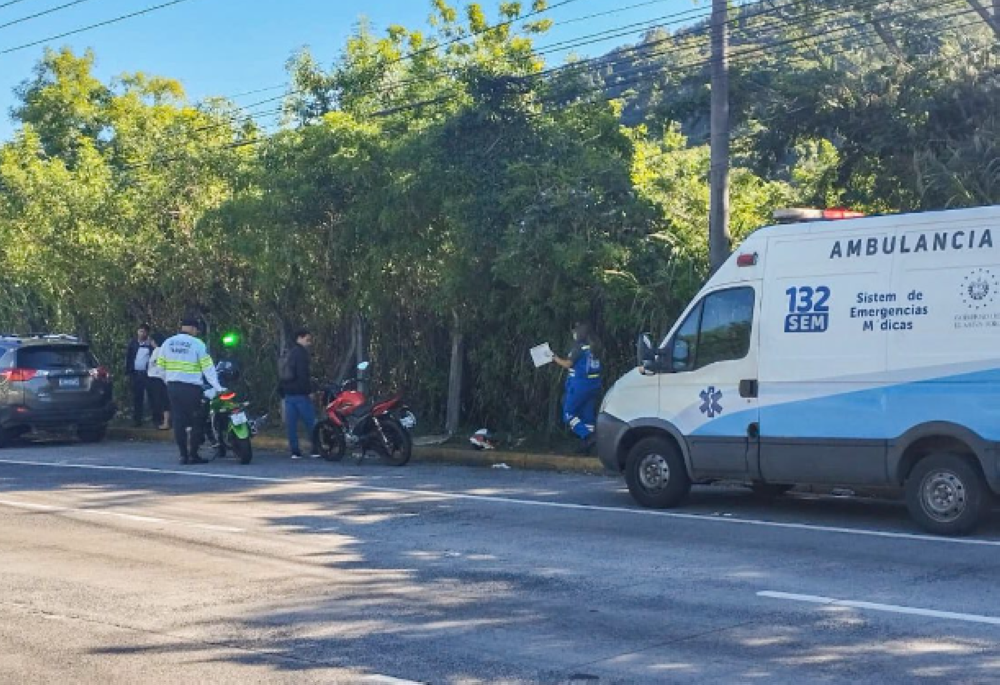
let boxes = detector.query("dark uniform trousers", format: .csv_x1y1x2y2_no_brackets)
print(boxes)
167,382,204,460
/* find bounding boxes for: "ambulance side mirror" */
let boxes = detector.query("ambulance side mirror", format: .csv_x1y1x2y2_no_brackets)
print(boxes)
671,339,691,371
636,333,654,365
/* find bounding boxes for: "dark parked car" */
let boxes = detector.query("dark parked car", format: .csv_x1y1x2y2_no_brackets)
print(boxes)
0,334,115,445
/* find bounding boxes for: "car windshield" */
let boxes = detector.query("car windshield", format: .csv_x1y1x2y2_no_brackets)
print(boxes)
18,346,95,371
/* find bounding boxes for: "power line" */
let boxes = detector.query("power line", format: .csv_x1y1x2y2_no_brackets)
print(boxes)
128,33,996,184
531,0,882,82
201,0,911,137
230,9,711,115
224,84,287,99
208,0,589,113
0,0,195,55
134,0,991,170
0,0,96,30
549,0,971,93
225,0,782,123
515,0,975,121
555,3,982,116
0,0,32,9
229,0,928,134
623,35,993,179
557,0,702,28
197,0,865,136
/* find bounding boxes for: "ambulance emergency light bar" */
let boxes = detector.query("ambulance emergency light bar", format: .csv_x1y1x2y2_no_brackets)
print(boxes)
737,208,868,267
773,207,866,223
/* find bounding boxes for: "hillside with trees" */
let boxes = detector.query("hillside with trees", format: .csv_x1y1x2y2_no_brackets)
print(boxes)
1,0,997,442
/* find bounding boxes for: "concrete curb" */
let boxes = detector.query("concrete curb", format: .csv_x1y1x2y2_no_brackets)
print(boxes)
108,427,605,475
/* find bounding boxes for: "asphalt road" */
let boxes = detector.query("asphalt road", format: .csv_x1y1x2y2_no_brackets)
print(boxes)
1,439,998,684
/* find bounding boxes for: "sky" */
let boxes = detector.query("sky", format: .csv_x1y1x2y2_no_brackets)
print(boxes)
0,0,705,140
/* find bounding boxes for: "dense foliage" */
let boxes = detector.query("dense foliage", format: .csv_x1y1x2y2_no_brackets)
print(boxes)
1,0,997,441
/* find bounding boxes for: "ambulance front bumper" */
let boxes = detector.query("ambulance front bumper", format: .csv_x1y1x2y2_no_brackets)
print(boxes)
596,412,628,474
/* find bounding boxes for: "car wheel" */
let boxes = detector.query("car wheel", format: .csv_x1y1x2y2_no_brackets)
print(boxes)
625,436,691,508
905,453,986,536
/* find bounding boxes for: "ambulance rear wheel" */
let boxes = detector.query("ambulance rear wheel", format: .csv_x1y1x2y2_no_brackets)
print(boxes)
905,453,986,536
625,437,690,509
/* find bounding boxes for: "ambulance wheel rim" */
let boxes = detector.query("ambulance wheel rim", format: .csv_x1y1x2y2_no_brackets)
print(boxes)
921,470,967,523
638,453,670,492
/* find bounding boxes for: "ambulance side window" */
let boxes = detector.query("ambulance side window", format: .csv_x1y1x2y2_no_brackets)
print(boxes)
670,303,702,372
670,287,755,372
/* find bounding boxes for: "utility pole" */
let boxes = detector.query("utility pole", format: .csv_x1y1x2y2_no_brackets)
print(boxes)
709,0,731,273
445,309,464,436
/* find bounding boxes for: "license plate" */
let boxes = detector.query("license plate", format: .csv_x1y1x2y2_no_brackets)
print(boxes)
400,411,417,429
59,377,81,388
230,412,248,426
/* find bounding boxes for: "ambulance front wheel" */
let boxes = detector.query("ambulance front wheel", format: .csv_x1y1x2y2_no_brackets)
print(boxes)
905,453,987,536
625,436,691,509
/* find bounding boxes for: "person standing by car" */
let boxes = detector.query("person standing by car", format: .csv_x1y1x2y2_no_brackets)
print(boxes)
157,318,224,464
125,324,156,427
279,328,319,459
146,333,170,430
552,321,603,454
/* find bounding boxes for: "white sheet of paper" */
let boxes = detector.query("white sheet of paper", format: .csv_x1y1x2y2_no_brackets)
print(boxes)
530,343,554,368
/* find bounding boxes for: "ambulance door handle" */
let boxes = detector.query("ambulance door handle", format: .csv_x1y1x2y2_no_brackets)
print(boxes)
739,379,758,398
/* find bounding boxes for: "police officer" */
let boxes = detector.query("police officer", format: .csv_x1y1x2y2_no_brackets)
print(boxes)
552,322,602,453
157,317,224,464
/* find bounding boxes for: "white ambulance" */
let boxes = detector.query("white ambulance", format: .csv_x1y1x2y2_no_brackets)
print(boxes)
597,205,1000,535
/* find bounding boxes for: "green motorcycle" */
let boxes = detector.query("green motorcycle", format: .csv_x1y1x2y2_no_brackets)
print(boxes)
205,387,265,465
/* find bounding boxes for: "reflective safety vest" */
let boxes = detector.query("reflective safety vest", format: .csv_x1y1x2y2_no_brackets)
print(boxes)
157,333,222,390
568,344,602,382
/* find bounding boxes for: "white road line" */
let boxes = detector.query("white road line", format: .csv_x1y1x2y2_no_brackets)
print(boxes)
0,496,244,533
360,676,424,685
758,591,1000,626
1,458,999,547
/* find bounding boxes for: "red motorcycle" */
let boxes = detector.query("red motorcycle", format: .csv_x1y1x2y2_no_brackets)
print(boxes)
312,362,413,466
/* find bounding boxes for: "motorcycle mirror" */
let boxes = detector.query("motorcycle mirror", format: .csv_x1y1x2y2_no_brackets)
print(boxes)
357,361,370,372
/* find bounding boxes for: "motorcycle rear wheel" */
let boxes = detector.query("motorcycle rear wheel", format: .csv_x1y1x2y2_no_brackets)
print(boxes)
313,420,347,462
376,418,412,467
232,435,253,465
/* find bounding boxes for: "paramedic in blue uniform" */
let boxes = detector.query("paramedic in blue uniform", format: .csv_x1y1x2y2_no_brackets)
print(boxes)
553,322,602,453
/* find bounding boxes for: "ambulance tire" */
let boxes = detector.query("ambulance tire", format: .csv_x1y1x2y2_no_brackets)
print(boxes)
625,437,691,509
905,453,986,536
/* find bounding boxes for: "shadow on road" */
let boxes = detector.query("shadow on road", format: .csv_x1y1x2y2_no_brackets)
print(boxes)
2,441,1000,683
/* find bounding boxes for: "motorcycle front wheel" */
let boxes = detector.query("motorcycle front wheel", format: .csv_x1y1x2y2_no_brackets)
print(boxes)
375,417,412,467
313,420,347,462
